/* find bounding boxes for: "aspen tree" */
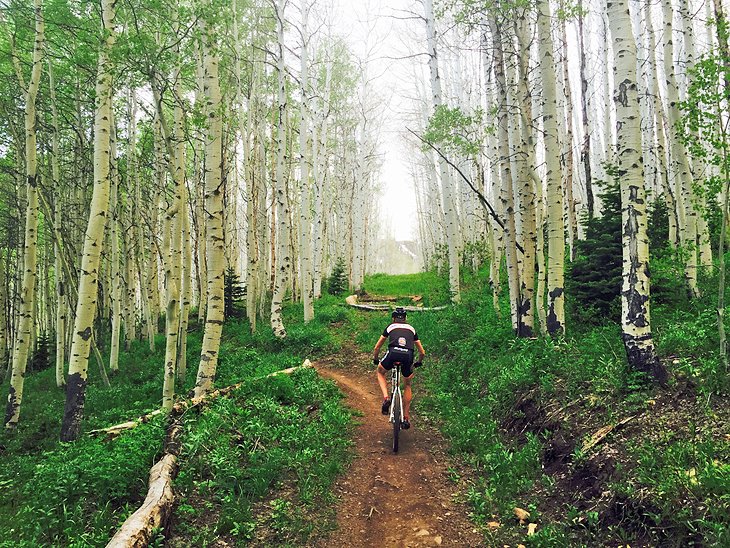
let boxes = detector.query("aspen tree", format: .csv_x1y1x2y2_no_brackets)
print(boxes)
679,0,712,268
49,60,66,388
576,0,595,219
645,0,678,245
662,0,699,296
514,10,538,337
312,62,332,299
60,0,117,441
0,254,7,376
109,119,122,373
193,4,226,397
425,0,460,303
607,0,667,383
270,0,291,339
537,0,565,336
489,15,521,331
194,42,208,324
132,91,154,351
299,0,314,322
5,0,44,428
178,190,191,382
161,68,185,412
560,15,578,260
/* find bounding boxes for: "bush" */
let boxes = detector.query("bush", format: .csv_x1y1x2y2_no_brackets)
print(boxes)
327,258,349,296
567,181,622,326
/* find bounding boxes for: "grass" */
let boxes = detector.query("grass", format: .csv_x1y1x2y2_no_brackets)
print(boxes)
0,295,354,546
2,267,729,546
354,267,729,546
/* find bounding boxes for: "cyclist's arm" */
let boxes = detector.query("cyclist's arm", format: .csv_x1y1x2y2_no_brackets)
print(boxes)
373,335,387,360
414,340,426,360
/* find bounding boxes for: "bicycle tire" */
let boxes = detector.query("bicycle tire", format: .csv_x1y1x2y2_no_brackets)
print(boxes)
392,391,401,453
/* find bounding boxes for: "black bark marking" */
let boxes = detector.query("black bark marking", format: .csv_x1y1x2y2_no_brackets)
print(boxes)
60,372,88,442
79,327,92,341
4,385,18,425
621,332,668,385
517,298,534,338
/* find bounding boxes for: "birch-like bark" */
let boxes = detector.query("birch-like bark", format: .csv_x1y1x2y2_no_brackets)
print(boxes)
425,0,460,303
270,0,291,338
299,0,314,321
194,44,208,324
49,60,66,388
662,0,699,296
514,11,537,337
178,187,191,383
489,15,521,331
713,0,730,371
0,253,7,376
60,0,116,441
132,90,154,352
109,124,122,373
312,63,332,299
158,67,185,411
577,0,594,219
193,7,226,397
607,0,667,383
560,16,578,260
537,0,565,336
645,0,678,245
5,0,44,428
679,0,712,268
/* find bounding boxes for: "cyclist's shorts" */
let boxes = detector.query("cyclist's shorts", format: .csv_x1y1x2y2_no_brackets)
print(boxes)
380,347,414,377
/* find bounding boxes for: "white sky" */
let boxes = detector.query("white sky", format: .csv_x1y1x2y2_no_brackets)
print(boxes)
329,0,424,241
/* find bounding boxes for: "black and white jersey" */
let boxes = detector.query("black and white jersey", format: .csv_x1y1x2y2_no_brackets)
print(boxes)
382,322,419,351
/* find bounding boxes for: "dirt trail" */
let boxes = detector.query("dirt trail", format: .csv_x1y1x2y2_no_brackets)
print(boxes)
314,357,484,548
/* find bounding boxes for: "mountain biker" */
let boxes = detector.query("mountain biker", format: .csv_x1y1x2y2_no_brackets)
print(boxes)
372,307,426,430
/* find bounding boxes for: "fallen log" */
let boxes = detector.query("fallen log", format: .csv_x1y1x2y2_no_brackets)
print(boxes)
345,294,447,312
90,360,314,439
105,453,177,548
581,416,635,453
105,361,313,546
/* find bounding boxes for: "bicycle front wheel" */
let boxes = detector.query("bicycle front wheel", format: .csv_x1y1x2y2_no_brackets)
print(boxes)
392,390,401,453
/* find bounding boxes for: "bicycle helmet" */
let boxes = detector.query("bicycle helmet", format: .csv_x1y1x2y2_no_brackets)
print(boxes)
392,307,407,321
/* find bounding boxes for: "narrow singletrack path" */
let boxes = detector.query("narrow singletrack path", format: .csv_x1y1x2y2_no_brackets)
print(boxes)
314,353,484,547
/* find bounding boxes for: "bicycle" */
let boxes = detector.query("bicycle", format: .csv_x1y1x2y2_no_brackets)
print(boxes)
387,360,422,453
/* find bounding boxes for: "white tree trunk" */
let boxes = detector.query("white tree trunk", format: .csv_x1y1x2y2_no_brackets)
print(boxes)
60,0,116,441
193,6,226,397
5,0,44,428
49,60,66,388
662,0,699,296
299,0,314,321
489,15,521,331
537,0,565,336
607,0,667,383
270,0,291,339
425,0,460,303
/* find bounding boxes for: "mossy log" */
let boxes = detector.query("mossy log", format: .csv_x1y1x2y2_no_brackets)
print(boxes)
89,360,313,439
345,294,447,312
105,453,177,547
104,361,312,546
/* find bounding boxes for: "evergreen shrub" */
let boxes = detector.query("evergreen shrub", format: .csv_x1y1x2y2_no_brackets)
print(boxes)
567,181,622,326
326,257,348,296
224,266,246,319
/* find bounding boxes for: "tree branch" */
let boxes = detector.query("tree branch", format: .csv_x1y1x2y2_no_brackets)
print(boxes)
406,127,524,254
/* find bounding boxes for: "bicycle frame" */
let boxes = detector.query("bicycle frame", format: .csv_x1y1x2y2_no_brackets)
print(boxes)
389,363,405,452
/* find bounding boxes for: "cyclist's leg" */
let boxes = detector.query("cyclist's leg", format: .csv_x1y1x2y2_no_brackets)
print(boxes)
376,364,389,399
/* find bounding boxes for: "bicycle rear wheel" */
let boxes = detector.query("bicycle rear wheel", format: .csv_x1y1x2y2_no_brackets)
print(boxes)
392,390,401,453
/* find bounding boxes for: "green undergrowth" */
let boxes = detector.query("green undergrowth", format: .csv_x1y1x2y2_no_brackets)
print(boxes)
170,368,353,546
357,269,729,546
0,295,354,546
